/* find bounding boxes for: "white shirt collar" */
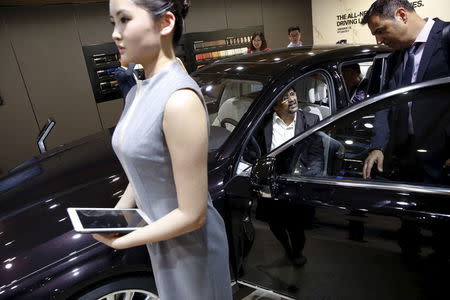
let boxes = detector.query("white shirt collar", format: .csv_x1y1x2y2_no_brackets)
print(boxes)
273,112,296,127
415,18,435,43
287,42,303,47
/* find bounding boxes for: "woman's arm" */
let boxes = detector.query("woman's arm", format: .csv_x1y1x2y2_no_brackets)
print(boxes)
114,183,136,209
94,89,208,249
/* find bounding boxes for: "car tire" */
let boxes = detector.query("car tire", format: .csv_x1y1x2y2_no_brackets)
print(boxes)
73,275,158,300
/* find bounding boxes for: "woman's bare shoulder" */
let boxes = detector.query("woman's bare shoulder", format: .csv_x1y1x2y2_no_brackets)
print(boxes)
165,88,203,114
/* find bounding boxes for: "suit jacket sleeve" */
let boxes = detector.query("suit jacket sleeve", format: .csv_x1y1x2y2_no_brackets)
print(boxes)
371,108,390,151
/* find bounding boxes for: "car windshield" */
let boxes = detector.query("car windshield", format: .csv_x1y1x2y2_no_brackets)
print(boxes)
193,75,266,151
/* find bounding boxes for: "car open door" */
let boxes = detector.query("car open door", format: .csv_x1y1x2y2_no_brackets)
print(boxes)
238,78,450,299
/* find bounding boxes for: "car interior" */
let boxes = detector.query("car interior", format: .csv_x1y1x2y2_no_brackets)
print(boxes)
198,78,265,151
295,73,331,120
211,79,263,131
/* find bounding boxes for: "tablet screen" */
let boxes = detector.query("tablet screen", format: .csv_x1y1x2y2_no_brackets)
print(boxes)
76,209,147,230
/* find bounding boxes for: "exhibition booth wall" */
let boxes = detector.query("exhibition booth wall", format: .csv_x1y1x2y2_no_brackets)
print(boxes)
0,0,313,174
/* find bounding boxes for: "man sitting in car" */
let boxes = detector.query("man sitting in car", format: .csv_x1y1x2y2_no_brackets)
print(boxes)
255,87,323,267
342,63,368,104
244,87,324,171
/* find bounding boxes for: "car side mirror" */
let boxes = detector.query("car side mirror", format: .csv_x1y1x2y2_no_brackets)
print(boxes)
37,118,56,154
250,156,275,198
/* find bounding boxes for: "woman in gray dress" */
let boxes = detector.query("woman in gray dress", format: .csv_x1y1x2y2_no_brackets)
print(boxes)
93,0,232,299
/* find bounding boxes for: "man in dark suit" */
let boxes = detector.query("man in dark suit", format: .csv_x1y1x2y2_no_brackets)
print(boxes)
115,63,138,99
256,87,322,267
360,0,450,261
361,0,450,181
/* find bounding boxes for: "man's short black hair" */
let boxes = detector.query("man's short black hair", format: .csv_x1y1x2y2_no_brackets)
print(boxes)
286,86,297,93
288,26,301,35
361,0,415,25
342,63,361,74
275,86,297,105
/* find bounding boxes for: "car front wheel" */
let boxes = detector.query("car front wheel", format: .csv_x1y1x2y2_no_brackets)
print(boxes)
73,275,158,300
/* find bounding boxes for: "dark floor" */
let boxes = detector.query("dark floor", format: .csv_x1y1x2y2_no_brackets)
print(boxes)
232,216,448,300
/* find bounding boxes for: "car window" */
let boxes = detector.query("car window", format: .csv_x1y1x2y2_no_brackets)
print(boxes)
294,72,331,121
214,80,263,130
235,71,333,175
193,76,266,150
195,77,264,128
274,82,450,188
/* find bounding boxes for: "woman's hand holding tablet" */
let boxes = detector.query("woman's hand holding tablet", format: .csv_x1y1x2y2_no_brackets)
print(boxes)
67,207,150,234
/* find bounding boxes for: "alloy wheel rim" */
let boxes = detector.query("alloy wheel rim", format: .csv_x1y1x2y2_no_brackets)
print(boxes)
96,289,159,300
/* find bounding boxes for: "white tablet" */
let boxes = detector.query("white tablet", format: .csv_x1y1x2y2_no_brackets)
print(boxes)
67,207,150,234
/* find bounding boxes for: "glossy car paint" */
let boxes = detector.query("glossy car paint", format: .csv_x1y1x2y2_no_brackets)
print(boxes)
0,130,152,299
0,45,391,299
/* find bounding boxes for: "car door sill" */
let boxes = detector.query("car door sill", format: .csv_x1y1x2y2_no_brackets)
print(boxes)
236,280,297,300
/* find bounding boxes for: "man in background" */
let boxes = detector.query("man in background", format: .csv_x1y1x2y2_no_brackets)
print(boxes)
342,64,368,104
287,26,303,47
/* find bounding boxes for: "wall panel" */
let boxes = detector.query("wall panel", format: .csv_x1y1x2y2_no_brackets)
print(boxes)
185,0,228,33
0,13,40,173
5,5,102,150
97,98,123,130
75,2,112,46
261,0,313,49
225,0,263,29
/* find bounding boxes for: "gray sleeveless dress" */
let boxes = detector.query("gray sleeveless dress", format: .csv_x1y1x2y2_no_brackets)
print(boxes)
111,61,232,300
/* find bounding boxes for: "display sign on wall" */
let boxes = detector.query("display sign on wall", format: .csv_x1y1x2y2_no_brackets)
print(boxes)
82,43,122,103
182,25,264,73
312,0,450,45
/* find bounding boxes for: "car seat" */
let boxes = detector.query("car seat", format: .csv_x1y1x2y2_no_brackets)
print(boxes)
296,76,331,120
212,96,254,131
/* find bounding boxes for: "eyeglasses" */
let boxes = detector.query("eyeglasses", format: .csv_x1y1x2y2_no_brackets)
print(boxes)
289,33,300,38
282,91,296,102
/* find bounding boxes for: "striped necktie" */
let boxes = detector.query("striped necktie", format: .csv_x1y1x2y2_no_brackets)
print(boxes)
402,42,422,134
401,42,421,86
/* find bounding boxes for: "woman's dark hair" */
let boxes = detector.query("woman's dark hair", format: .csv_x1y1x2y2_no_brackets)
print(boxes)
133,0,190,44
249,32,268,51
361,0,415,25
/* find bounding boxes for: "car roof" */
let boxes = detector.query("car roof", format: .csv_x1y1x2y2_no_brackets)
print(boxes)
192,45,391,79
